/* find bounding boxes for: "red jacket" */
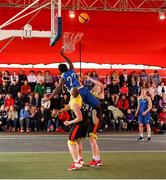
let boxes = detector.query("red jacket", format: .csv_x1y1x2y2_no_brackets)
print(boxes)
5,98,15,108
21,84,31,95
117,99,129,111
120,87,128,95
58,112,70,122
159,111,166,123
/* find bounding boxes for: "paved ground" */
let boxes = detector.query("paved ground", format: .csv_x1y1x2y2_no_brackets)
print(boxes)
0,132,165,152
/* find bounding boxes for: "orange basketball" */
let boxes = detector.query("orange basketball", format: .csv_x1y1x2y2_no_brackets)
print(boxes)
78,13,90,24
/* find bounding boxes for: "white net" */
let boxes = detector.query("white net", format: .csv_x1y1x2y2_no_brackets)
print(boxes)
62,32,84,53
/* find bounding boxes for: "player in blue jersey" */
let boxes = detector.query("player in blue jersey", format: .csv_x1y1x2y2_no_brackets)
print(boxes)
44,49,102,167
135,88,152,142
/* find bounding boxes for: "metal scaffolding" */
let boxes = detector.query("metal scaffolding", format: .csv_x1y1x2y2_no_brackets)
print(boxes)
1,0,166,12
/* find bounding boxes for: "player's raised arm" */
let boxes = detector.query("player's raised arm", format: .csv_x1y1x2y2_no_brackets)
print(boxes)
60,49,74,69
86,75,104,88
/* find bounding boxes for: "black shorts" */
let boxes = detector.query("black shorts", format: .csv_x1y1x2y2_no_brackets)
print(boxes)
69,120,89,143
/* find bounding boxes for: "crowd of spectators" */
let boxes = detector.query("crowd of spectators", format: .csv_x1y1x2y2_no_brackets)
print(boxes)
0,69,165,133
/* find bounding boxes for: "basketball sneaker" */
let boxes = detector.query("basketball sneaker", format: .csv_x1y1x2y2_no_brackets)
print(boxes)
68,162,83,171
97,160,103,166
79,158,85,165
87,159,98,167
137,136,144,142
147,137,152,142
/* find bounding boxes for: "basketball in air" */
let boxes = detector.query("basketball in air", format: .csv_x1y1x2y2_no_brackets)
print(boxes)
78,13,90,24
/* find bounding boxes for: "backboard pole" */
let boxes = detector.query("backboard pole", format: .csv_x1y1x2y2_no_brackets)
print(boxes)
51,0,55,35
79,42,82,78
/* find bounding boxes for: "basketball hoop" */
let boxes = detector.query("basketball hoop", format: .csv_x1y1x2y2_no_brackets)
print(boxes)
62,32,84,53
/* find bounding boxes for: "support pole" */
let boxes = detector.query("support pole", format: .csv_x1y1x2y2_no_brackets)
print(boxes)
79,42,82,78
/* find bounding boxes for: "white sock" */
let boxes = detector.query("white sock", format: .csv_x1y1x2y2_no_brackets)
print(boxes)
147,134,151,138
74,159,79,163
93,155,100,161
140,133,143,137
93,155,95,160
96,155,100,161
78,156,82,161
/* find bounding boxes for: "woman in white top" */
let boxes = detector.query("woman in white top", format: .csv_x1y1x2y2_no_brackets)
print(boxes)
10,71,19,84
36,71,44,84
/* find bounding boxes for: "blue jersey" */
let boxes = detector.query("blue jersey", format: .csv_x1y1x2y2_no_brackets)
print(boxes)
138,98,150,124
62,69,81,91
139,98,149,114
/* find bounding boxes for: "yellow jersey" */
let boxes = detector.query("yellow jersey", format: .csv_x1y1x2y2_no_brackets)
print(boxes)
69,94,83,110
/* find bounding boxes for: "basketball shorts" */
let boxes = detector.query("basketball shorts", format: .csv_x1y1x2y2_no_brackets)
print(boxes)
68,120,89,144
138,112,150,124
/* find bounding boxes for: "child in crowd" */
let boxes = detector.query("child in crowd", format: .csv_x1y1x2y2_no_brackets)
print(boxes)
126,109,135,131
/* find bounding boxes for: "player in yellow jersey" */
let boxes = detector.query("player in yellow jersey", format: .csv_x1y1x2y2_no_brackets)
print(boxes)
59,87,89,170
